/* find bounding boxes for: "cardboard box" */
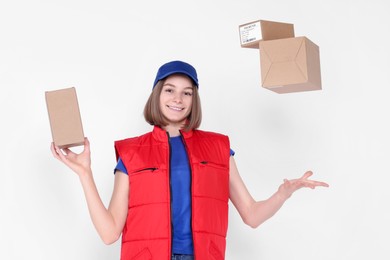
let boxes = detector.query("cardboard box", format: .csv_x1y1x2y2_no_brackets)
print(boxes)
45,87,85,149
239,20,295,48
239,20,321,94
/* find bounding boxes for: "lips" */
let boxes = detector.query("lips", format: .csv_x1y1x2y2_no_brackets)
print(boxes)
167,105,184,111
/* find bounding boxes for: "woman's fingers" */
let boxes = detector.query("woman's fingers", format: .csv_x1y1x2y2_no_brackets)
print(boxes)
299,179,329,189
51,142,65,160
311,180,329,187
50,142,60,159
299,171,329,187
279,172,329,199
84,137,90,147
289,173,329,189
301,171,313,179
62,147,73,156
56,147,68,161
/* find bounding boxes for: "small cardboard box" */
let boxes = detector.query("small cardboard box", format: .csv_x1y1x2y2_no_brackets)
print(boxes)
239,20,321,94
239,20,295,48
45,87,85,149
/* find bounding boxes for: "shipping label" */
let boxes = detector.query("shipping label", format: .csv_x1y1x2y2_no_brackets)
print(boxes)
239,21,261,45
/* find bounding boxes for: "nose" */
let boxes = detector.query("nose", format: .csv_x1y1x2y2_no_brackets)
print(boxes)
172,92,183,103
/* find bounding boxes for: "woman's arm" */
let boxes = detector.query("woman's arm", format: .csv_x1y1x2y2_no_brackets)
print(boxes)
229,156,328,228
51,138,128,244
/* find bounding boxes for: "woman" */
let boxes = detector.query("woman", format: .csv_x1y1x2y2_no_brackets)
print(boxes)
51,60,328,260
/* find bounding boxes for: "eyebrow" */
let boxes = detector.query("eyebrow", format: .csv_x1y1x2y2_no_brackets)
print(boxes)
162,83,193,90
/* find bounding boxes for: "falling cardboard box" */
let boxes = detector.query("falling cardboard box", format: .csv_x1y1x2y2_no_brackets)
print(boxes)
45,87,85,149
239,20,322,94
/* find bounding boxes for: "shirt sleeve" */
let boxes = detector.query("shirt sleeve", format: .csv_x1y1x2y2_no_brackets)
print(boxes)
114,157,128,175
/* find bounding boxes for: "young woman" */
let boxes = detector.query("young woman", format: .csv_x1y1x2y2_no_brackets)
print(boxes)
51,60,329,260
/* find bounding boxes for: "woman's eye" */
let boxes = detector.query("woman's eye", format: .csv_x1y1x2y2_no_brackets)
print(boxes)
184,92,193,96
165,89,173,93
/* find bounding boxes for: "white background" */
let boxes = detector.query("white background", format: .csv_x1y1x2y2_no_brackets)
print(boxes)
1,0,389,259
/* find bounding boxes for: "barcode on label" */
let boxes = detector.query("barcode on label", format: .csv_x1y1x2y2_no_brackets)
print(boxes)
243,38,256,43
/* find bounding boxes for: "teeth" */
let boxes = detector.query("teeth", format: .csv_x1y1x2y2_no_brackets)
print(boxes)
168,106,183,111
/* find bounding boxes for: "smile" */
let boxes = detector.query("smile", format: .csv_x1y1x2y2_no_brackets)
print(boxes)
167,105,184,111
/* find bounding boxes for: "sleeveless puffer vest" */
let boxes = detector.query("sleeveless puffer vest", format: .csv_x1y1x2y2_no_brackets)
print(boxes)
114,126,230,260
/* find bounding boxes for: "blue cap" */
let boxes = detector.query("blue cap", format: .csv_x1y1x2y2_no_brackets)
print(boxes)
153,60,199,88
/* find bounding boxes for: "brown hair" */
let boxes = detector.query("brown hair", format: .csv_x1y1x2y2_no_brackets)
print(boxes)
143,78,202,131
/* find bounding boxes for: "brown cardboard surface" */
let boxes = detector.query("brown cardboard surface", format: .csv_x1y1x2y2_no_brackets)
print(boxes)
239,19,322,94
259,37,321,93
45,87,85,148
260,20,295,41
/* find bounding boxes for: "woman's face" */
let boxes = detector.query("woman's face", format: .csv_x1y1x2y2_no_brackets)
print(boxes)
159,74,194,128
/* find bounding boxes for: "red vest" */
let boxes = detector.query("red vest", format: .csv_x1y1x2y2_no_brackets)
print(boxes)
115,126,230,260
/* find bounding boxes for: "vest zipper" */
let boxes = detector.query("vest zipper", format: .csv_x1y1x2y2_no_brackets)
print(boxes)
179,131,196,260
166,132,174,260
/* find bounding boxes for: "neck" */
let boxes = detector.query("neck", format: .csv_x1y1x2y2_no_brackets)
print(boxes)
163,124,182,137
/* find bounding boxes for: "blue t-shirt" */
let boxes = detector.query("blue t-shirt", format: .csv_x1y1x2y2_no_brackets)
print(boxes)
169,136,193,254
115,137,234,254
